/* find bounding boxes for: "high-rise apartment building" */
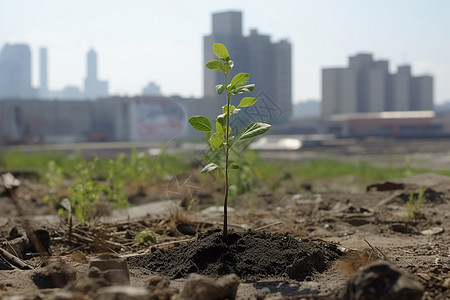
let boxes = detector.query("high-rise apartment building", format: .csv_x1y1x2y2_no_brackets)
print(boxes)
411,76,433,111
322,53,433,115
204,11,292,123
39,47,48,98
84,48,108,99
0,44,34,99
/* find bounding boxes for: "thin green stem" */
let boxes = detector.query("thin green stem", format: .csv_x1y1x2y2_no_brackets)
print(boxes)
223,72,230,241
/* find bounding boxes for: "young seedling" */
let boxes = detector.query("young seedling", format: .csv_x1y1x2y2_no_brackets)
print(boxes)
188,43,271,240
406,187,425,221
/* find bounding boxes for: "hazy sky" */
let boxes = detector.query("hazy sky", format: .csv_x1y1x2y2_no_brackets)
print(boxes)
1,0,449,103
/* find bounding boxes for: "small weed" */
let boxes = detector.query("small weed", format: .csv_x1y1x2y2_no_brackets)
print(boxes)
406,187,425,221
127,148,152,189
42,160,64,207
68,159,103,222
404,156,412,177
104,153,128,209
135,231,156,244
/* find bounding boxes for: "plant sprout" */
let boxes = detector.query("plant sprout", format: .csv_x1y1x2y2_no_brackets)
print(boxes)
188,43,271,240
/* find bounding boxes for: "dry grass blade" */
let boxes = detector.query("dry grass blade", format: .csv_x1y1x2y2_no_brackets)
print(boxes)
364,239,387,260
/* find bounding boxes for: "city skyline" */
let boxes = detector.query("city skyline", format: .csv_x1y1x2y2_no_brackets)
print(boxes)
1,0,449,103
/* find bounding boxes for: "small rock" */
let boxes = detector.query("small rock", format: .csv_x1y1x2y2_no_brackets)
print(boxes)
145,275,170,289
88,266,102,279
389,224,418,234
181,273,240,300
420,226,444,235
366,181,405,192
71,250,87,263
88,253,130,285
31,259,77,289
177,223,197,235
145,275,178,300
95,285,149,300
8,226,21,240
343,261,424,300
30,229,51,254
0,173,21,189
72,277,110,295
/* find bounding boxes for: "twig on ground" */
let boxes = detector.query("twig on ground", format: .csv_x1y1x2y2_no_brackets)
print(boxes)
122,237,197,259
0,247,32,270
254,221,283,231
376,191,403,207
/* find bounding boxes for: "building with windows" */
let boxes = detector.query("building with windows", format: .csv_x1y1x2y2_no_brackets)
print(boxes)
0,44,35,99
204,11,292,123
322,53,433,116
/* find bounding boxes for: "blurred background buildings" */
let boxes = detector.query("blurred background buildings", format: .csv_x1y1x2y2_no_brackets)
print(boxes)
322,53,433,115
1,9,450,145
204,11,292,123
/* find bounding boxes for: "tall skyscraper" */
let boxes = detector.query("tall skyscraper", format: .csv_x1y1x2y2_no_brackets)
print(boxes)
84,48,108,99
87,49,97,80
0,44,34,99
322,53,433,115
39,47,48,98
204,11,292,123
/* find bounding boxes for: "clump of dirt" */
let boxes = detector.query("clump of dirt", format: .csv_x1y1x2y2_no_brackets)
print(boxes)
128,228,342,280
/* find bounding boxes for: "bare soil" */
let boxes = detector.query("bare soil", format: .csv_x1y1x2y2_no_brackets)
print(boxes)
1,171,450,299
128,229,341,280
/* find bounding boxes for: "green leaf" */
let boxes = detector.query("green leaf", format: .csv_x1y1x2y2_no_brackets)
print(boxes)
222,104,236,114
220,60,233,73
230,163,240,169
230,73,249,88
238,97,259,108
201,163,220,174
216,120,224,132
205,60,222,71
60,198,72,213
188,116,212,132
209,131,224,150
213,43,230,61
216,84,226,95
216,114,225,126
231,84,255,95
239,122,271,140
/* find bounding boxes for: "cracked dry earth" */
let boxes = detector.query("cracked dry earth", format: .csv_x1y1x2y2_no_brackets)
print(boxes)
0,173,450,299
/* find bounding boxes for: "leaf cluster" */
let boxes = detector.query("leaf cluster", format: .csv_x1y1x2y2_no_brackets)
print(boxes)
189,43,271,174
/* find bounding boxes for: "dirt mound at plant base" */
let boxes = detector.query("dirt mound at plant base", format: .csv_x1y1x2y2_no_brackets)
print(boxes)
128,229,342,280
